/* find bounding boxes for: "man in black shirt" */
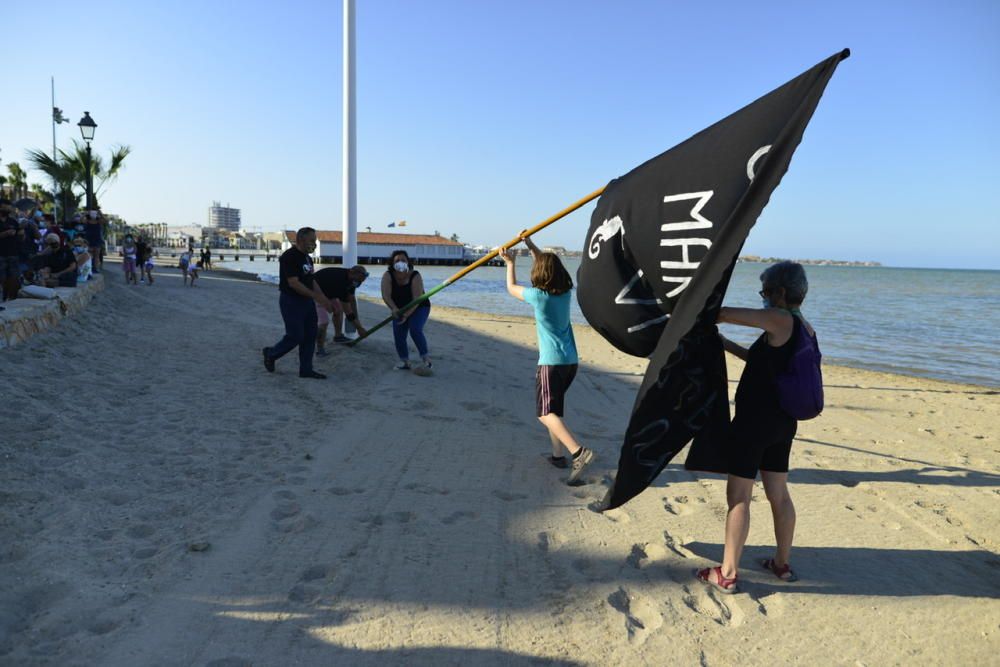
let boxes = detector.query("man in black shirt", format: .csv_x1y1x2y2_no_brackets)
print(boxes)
314,265,369,355
262,227,333,379
39,233,78,288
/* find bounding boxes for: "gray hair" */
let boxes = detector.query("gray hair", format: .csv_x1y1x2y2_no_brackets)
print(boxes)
760,261,808,305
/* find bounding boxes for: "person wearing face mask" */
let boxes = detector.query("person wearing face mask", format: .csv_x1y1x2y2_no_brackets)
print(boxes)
380,250,433,371
312,265,370,355
261,227,333,379
697,261,816,594
38,233,78,288
71,238,93,281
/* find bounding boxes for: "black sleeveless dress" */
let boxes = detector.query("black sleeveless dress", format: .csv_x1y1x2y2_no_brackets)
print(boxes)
726,317,803,479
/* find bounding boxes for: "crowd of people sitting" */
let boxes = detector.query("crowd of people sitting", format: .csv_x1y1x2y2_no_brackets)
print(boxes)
0,201,107,301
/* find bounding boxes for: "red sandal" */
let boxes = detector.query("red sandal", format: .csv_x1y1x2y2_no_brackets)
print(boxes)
760,558,798,582
696,566,738,594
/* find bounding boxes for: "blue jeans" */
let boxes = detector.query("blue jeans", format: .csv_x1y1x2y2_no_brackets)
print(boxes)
392,305,430,360
268,292,318,373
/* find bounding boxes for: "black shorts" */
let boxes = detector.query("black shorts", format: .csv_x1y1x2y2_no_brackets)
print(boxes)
726,411,797,479
535,364,577,417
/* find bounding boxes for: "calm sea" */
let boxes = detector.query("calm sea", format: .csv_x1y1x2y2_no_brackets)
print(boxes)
219,258,1000,388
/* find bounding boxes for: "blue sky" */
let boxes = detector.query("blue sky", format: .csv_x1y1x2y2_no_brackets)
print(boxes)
4,0,998,269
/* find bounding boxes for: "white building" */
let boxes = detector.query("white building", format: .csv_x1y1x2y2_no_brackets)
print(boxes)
282,231,466,265
208,201,241,232
165,224,203,248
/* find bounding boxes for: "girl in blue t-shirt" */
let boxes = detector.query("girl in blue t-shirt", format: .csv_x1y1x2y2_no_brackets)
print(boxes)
499,234,594,485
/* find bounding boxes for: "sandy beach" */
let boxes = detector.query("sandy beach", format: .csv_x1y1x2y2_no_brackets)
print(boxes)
2,266,998,666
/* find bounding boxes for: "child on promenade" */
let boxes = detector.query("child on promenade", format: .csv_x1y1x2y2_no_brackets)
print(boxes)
188,261,200,287
142,250,155,285
498,234,594,485
121,234,138,285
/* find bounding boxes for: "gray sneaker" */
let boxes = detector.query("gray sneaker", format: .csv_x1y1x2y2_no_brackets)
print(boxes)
567,448,595,484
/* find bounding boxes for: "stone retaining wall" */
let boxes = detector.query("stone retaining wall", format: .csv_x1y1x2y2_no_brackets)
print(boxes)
0,275,105,349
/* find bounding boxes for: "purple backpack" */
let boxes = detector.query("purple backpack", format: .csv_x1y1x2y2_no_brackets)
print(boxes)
776,317,824,420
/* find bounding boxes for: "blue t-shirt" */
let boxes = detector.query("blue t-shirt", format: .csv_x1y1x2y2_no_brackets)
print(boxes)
523,287,578,366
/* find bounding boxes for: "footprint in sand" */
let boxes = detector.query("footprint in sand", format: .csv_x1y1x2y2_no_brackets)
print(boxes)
271,502,302,521
682,583,745,627
273,490,297,501
602,508,631,524
300,564,333,582
627,543,669,569
537,531,566,553
492,490,528,502
405,483,451,496
276,515,320,534
459,401,488,411
328,487,365,496
607,587,664,644
663,531,696,559
663,496,693,516
125,524,155,539
440,511,478,525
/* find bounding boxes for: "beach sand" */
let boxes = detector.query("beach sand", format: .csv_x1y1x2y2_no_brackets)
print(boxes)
2,267,998,665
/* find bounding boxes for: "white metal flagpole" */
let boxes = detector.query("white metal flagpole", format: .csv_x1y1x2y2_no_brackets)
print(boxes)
51,76,59,223
342,0,357,267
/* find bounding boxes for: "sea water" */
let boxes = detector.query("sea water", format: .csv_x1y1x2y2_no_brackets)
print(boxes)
218,257,1000,388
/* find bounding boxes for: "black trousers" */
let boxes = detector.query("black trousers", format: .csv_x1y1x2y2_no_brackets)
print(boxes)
269,292,318,374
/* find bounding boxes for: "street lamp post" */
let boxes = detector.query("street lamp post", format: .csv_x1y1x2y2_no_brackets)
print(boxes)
77,111,97,210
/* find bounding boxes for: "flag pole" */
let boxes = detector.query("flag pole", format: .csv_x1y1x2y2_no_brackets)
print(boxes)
51,77,59,223
348,185,606,347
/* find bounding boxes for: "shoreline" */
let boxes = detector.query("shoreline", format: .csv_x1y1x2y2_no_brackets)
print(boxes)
210,260,1000,391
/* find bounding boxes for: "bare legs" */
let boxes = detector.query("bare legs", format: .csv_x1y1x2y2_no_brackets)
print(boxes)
721,476,754,580
538,413,581,457
761,471,796,568
712,471,795,584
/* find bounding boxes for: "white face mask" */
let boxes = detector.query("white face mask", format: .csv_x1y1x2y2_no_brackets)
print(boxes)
762,297,770,308
394,261,409,273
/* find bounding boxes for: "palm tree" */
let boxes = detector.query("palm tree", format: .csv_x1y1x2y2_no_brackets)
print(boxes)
6,163,27,199
61,140,131,207
25,149,80,221
25,141,130,220
29,183,51,205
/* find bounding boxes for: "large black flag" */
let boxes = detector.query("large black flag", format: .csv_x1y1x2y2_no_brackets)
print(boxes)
578,50,849,510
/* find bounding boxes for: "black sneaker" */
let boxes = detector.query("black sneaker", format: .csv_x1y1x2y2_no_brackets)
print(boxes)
333,334,350,344
546,455,569,469
299,370,327,379
262,347,275,373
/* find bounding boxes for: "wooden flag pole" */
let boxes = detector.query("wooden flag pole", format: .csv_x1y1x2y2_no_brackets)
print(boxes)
348,185,607,347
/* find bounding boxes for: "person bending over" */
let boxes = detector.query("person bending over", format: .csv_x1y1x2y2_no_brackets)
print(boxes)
314,265,369,356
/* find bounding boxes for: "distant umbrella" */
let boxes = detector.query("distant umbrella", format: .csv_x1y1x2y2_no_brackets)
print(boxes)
13,198,40,211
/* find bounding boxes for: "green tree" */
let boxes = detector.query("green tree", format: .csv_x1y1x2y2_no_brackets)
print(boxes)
6,163,27,198
25,141,130,219
25,149,80,221
449,233,460,242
